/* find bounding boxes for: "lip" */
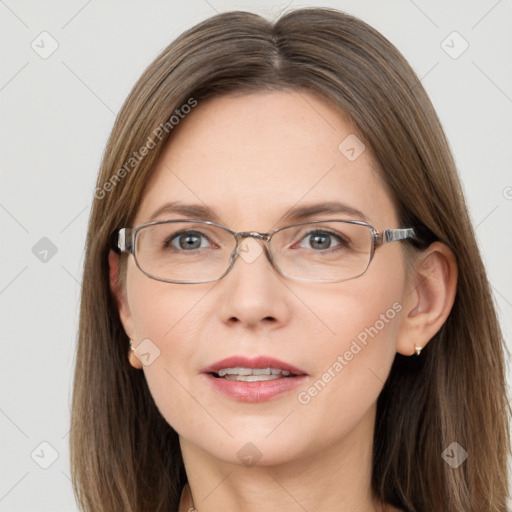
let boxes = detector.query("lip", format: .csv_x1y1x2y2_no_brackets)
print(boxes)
202,355,308,403
202,355,307,375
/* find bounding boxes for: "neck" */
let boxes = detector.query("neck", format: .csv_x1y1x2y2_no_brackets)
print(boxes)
178,406,395,512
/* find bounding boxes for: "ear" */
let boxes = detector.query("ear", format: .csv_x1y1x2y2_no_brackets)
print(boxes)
108,250,142,369
396,242,458,356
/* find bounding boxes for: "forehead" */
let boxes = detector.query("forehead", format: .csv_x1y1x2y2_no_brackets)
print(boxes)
134,90,398,230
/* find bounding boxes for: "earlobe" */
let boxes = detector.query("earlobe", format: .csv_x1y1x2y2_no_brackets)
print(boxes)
108,250,142,369
128,339,143,370
396,242,458,356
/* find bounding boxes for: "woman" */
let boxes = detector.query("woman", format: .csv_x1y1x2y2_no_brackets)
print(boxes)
70,7,510,512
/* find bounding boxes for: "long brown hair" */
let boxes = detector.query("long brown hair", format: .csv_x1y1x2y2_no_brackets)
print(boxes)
70,7,510,511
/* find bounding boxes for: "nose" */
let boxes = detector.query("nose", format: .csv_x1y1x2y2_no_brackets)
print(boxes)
216,237,292,329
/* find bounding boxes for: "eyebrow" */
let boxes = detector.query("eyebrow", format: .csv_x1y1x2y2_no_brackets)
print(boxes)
147,201,369,225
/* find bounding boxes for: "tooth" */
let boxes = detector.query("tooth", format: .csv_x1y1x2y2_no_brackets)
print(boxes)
252,368,271,375
224,367,252,376
235,374,281,382
216,367,295,378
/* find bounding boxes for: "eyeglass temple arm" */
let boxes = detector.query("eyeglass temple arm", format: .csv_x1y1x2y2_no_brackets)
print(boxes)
117,228,132,252
381,227,416,244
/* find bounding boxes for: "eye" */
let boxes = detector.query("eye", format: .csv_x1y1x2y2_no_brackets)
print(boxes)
165,230,212,251
297,230,348,251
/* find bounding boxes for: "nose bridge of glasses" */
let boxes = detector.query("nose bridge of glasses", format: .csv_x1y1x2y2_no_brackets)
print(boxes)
235,231,271,242
230,231,274,269
232,232,271,255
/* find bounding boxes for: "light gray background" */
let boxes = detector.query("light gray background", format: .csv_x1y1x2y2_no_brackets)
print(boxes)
1,1,511,510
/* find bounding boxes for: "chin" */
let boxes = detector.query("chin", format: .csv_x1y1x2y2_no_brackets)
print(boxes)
181,423,323,469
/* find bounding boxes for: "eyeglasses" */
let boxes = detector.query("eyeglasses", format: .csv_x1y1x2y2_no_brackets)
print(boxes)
116,219,417,284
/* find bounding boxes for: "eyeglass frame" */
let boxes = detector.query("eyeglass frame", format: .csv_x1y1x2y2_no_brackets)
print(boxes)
115,218,418,284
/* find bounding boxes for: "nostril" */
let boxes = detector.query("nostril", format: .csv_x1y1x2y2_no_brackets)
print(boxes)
227,316,276,324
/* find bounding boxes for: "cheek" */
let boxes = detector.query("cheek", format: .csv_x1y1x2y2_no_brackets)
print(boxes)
125,267,219,432
292,250,405,420
287,287,403,452
300,290,402,379
293,265,404,362
126,260,210,341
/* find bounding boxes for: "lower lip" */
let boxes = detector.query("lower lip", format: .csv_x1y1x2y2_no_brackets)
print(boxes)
204,373,308,402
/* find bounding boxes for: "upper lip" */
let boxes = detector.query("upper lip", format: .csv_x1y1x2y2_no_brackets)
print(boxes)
202,355,308,376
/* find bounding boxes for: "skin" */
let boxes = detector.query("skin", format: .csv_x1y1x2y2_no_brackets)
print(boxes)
110,90,457,512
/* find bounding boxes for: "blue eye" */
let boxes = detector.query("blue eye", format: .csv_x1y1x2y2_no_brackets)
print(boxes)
298,230,348,250
165,230,211,251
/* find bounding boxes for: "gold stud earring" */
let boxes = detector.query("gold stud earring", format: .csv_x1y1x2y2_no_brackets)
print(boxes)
129,339,135,351
414,345,423,356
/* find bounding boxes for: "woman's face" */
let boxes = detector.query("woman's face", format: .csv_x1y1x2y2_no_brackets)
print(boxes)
117,90,412,466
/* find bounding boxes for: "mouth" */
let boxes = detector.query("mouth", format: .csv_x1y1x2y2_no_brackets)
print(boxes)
203,355,307,379
202,356,308,402
213,367,297,381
